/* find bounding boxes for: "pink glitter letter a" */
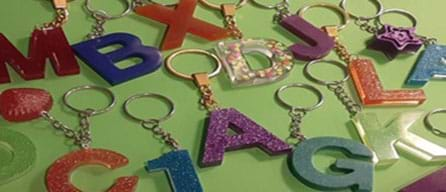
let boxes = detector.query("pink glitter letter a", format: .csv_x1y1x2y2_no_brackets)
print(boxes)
200,108,291,167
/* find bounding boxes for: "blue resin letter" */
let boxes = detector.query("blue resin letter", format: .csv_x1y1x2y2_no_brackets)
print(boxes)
146,150,203,192
406,45,446,86
72,33,162,85
289,137,374,192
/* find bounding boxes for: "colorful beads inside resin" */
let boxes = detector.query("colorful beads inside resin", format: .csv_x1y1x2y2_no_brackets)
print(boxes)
216,38,294,86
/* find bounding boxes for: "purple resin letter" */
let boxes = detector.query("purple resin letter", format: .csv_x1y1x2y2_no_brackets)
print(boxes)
400,167,446,192
200,108,291,167
280,15,334,61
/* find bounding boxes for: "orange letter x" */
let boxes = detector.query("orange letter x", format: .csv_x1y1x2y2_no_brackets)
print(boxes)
135,0,229,50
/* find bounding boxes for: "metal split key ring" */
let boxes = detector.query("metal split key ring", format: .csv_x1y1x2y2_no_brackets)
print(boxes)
199,0,248,10
124,93,175,124
276,83,324,113
340,0,384,20
85,0,132,20
425,108,446,137
297,3,351,31
304,59,350,86
165,49,222,80
377,8,418,28
63,85,116,116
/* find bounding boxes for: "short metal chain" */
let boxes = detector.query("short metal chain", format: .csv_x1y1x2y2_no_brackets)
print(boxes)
40,110,94,149
132,0,145,7
288,110,306,142
87,12,107,39
417,34,438,46
354,19,380,34
333,37,354,64
41,8,68,30
198,85,220,111
224,15,243,39
273,2,291,23
141,120,181,150
327,83,362,117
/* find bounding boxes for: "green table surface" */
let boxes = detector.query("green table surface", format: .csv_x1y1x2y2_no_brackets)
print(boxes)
1,0,446,191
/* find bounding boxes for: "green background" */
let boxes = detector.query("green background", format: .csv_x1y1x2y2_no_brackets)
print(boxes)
1,0,446,191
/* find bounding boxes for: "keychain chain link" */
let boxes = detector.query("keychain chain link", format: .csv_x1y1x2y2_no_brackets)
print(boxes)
273,2,291,23
224,15,243,39
40,110,94,149
327,82,362,117
87,12,107,39
333,38,354,64
42,8,68,30
141,120,181,150
198,85,220,111
354,19,380,34
417,34,438,46
289,110,306,142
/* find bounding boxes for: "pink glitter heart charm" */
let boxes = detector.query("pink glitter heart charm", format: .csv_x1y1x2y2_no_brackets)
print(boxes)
0,88,53,122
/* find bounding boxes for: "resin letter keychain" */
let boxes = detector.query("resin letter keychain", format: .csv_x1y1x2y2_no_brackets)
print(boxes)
123,93,203,192
165,49,291,167
299,4,426,107
40,85,138,191
275,83,374,192
205,0,295,86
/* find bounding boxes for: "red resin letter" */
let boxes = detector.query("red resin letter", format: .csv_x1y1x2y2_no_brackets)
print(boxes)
135,0,229,50
0,28,79,83
349,58,426,106
46,149,138,192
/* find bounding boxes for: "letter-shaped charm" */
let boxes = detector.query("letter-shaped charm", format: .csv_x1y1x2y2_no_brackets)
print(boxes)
215,38,294,86
352,111,446,166
147,150,203,192
0,28,79,83
0,128,36,185
406,44,446,86
368,25,423,60
46,148,138,192
72,33,162,85
399,166,446,192
280,15,334,61
200,108,291,167
0,88,53,122
289,137,373,192
135,0,229,50
349,58,426,106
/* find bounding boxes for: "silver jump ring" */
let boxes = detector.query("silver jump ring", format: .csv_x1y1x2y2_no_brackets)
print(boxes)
251,0,289,9
124,93,175,123
276,83,324,112
377,8,418,28
340,0,384,20
63,85,116,116
85,0,132,20
304,59,350,85
424,108,446,137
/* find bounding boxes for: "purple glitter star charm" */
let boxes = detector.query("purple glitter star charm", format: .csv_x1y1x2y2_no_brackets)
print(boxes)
368,25,423,60
200,108,292,167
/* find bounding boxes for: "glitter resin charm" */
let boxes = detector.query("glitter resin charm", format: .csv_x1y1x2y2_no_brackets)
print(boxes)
280,15,334,61
215,38,294,86
289,137,374,192
200,108,292,167
406,44,446,86
349,58,426,106
400,166,446,192
135,0,229,50
147,150,203,192
0,27,79,84
368,25,423,60
0,128,36,185
0,88,53,122
352,111,446,166
46,148,138,192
